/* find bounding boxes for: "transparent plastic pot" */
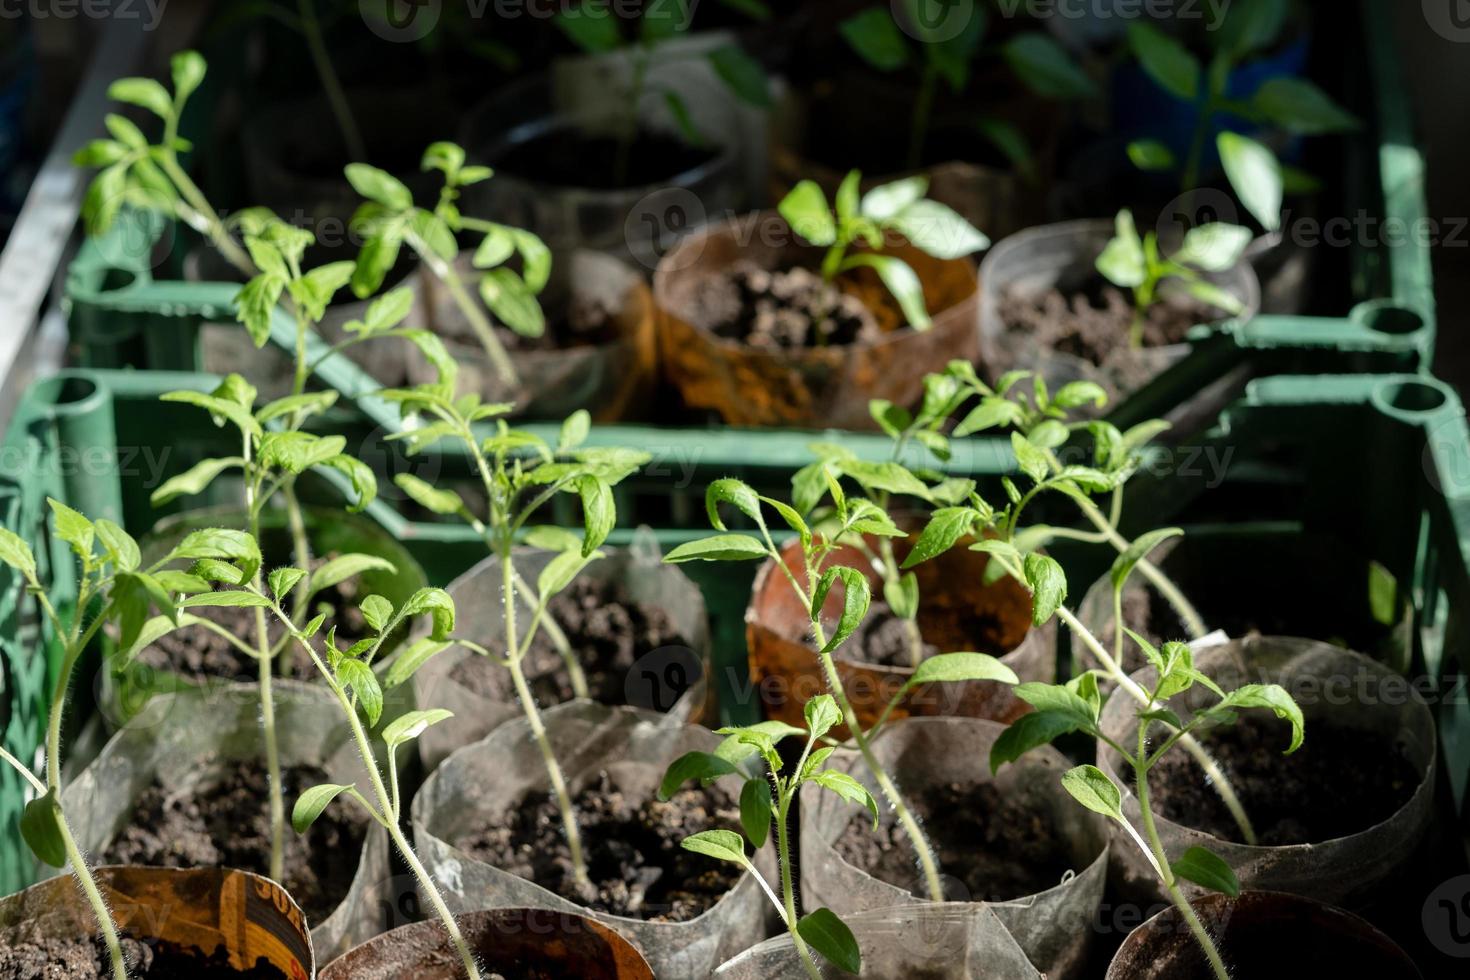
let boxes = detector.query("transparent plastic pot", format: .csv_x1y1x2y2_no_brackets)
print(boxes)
1096,636,1435,909
714,903,1042,979
977,219,1260,410
59,682,390,963
800,717,1110,979
319,906,654,979
409,541,713,772
411,701,774,977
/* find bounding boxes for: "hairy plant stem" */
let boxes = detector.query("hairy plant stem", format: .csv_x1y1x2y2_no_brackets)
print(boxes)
244,436,287,882
907,64,938,172
776,787,822,980
1136,724,1231,980
509,568,588,699
420,247,518,386
297,0,366,163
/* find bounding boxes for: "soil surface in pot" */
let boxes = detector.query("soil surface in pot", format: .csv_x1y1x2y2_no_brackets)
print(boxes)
834,780,1075,901
697,261,881,349
100,760,366,923
448,577,690,708
830,599,1019,670
137,555,369,682
1150,715,1420,844
438,280,621,353
0,938,289,979
999,277,1221,366
455,772,741,921
495,127,713,190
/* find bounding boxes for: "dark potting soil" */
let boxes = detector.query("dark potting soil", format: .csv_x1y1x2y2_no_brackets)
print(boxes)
455,773,742,922
998,277,1223,366
137,556,369,682
493,127,714,190
699,261,882,349
834,780,1075,902
100,761,366,924
843,600,937,669
0,937,288,979
1150,715,1420,845
448,577,689,708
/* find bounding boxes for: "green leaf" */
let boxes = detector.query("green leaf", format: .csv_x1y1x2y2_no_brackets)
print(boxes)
797,907,862,974
338,658,384,726
778,180,836,247
259,431,348,475
1251,78,1359,135
345,163,413,211
1368,561,1400,627
883,572,919,620
834,170,861,226
901,507,976,569
256,392,339,424
706,478,764,531
408,209,458,263
182,590,271,608
109,77,172,118
885,199,989,259
402,587,456,639
308,554,395,598
395,473,465,516
351,231,403,299
537,549,596,600
320,455,378,513
739,777,773,848
664,534,768,563
95,520,141,571
708,44,770,107
954,396,1022,436
1061,764,1124,821
812,565,870,653
555,5,623,52
1218,132,1282,232
1127,139,1177,172
809,770,880,830
1010,431,1050,483
360,594,394,634
1172,846,1240,897
104,113,147,149
47,499,94,560
859,176,928,223
1110,527,1183,590
660,751,739,800
161,388,262,438
1215,0,1287,58
292,784,353,834
680,829,748,866
1096,209,1146,288
383,637,452,688
839,8,909,71
909,652,1018,687
577,475,615,556
21,792,67,867
1127,21,1200,101
1184,279,1246,317
715,721,805,765
1053,381,1109,410
269,567,306,599
290,261,356,322
1002,32,1098,99
762,497,811,550
1023,553,1066,626
804,694,842,741
1028,419,1069,450
480,267,546,338
842,253,930,330
990,710,1086,772
1174,222,1253,272
1211,683,1305,753
171,50,207,103
558,410,591,452
382,708,454,748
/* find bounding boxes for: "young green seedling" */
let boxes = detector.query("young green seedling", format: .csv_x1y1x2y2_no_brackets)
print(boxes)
347,141,552,388
0,504,267,980
1095,209,1252,348
839,1,1095,172
659,694,874,978
664,476,1014,903
991,545,1305,980
778,171,987,333
379,358,650,889
150,372,379,880
1125,9,1357,194
554,0,772,185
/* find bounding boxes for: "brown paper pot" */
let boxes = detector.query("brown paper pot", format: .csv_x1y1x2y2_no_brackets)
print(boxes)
715,904,1042,979
411,701,775,977
60,683,390,963
1105,891,1421,980
407,249,658,421
746,532,1053,735
1097,637,1436,908
977,219,1260,410
410,543,714,771
0,866,313,977
320,907,653,979
653,212,981,429
799,718,1109,979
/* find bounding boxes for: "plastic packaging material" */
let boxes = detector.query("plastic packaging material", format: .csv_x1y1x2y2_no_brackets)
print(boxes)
1105,890,1421,980
800,717,1109,979
320,906,654,980
60,682,389,963
977,219,1260,409
407,249,658,421
715,903,1043,979
653,212,980,430
0,866,313,976
746,533,1053,736
411,543,713,772
1076,531,1415,683
1097,636,1436,908
412,701,774,977
457,74,743,272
